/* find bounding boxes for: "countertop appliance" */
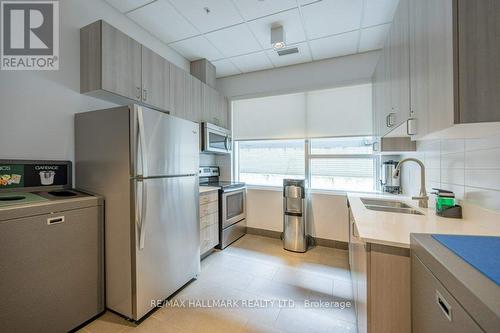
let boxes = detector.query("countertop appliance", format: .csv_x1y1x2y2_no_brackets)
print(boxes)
199,166,246,249
201,122,232,154
283,179,307,252
0,160,104,333
380,160,401,194
75,105,200,321
411,234,500,333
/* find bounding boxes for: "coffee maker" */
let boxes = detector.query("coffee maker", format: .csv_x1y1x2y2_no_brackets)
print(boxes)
381,160,401,194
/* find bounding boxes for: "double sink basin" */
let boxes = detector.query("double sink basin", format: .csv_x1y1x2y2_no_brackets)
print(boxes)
360,198,424,215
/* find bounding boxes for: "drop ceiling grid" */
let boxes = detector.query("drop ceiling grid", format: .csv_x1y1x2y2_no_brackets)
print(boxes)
112,0,399,77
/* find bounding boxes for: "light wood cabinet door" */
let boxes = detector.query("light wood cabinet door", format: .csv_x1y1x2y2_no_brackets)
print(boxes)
101,21,142,101
169,63,187,119
141,46,171,111
388,0,410,131
456,0,500,123
185,74,202,123
409,0,454,139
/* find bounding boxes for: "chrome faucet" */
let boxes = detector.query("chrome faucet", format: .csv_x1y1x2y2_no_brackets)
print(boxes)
393,158,429,208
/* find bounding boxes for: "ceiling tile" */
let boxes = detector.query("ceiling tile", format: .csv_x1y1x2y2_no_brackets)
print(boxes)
212,59,241,78
301,0,363,39
309,30,359,60
359,23,390,52
232,0,297,21
265,42,312,67
169,36,224,61
105,0,153,13
230,51,274,73
169,0,243,33
205,24,262,58
127,0,199,43
362,0,399,27
247,8,307,49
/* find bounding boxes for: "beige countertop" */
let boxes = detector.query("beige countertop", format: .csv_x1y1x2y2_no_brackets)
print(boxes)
347,192,500,248
199,186,219,194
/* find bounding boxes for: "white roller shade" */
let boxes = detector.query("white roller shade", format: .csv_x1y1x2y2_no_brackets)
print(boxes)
232,93,306,140
232,84,372,140
306,84,373,137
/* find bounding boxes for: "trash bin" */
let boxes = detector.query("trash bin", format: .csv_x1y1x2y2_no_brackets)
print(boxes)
283,179,307,252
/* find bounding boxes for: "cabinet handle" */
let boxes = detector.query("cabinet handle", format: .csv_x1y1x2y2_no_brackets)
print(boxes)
387,112,396,127
435,290,452,321
143,89,147,101
47,216,65,225
136,87,141,100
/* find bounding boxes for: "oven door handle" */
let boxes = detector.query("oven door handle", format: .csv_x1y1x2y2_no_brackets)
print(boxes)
222,187,246,194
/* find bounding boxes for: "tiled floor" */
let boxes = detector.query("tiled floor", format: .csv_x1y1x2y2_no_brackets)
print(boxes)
80,235,356,333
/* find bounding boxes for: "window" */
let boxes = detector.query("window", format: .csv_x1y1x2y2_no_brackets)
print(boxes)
309,137,375,192
235,136,375,192
236,140,305,187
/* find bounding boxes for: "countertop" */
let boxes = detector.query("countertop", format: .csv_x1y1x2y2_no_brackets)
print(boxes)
199,186,219,194
347,192,500,248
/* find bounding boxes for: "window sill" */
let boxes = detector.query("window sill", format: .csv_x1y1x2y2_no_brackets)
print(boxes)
245,185,379,197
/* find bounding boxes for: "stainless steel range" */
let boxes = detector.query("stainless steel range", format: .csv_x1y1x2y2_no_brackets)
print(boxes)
199,167,246,249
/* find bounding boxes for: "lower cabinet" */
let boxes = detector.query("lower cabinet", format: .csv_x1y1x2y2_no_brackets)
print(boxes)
349,208,411,333
200,191,219,256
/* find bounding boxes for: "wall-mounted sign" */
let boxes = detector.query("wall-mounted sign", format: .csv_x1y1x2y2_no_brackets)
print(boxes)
0,160,71,190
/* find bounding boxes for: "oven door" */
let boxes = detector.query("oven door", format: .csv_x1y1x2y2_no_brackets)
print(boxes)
203,124,231,154
222,188,246,228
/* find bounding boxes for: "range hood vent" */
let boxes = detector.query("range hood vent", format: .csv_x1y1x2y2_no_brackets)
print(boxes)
277,47,299,56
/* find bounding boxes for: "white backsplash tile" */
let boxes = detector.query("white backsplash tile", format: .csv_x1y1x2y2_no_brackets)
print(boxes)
465,148,500,169
401,130,500,213
465,169,500,191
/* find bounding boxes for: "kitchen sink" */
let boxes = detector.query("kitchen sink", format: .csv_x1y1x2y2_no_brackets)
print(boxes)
360,198,424,215
360,198,412,209
363,205,424,215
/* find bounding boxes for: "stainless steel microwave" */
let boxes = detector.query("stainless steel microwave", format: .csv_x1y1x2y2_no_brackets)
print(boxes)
201,122,231,154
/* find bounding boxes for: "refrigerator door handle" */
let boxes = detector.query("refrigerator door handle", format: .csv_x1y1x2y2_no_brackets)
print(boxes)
138,180,148,250
137,107,149,178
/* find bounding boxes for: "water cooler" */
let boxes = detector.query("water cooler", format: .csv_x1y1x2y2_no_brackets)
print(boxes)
282,179,307,252
381,160,401,194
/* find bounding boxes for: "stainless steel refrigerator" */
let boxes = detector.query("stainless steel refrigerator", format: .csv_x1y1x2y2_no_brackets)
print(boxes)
75,105,200,321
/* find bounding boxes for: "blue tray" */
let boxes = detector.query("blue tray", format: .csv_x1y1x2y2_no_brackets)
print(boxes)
432,234,500,286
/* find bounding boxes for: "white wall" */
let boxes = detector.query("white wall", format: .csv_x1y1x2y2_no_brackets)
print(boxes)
216,51,381,100
0,0,188,162
400,123,500,213
246,189,349,242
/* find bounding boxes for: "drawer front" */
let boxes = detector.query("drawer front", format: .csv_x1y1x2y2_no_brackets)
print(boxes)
200,212,218,229
200,223,219,254
412,255,483,333
199,191,218,205
200,201,218,218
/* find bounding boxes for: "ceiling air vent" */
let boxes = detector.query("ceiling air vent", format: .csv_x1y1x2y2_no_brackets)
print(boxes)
277,47,299,56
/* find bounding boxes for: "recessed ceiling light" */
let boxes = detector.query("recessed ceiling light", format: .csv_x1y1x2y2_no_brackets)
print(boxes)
271,25,286,50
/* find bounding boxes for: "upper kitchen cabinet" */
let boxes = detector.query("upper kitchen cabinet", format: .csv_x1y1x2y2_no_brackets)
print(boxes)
455,0,500,123
372,0,411,138
202,85,229,129
388,0,410,130
141,46,171,111
81,20,142,102
374,0,500,140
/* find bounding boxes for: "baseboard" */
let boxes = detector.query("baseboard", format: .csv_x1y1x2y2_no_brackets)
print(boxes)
246,227,348,250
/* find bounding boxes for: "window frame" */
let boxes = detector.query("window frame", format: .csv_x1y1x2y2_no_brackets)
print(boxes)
234,136,377,193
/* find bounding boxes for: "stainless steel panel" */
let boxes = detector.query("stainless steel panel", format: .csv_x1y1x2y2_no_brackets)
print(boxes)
134,176,200,320
134,106,200,177
283,214,307,252
220,219,246,249
221,189,246,228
